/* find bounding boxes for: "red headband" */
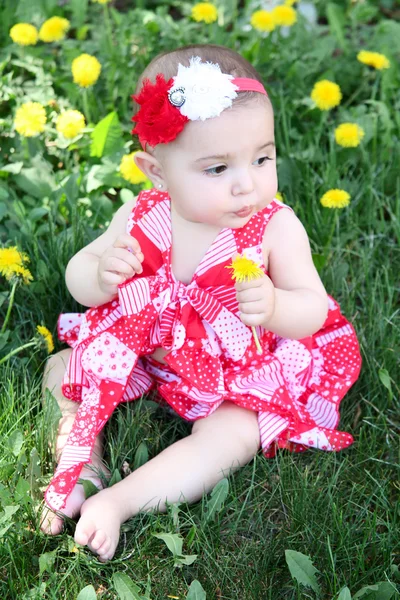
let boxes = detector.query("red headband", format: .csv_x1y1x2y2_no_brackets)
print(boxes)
131,60,268,149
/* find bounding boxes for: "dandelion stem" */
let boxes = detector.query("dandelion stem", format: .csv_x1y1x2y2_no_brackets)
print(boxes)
252,326,263,355
0,281,17,335
0,340,36,366
82,89,91,124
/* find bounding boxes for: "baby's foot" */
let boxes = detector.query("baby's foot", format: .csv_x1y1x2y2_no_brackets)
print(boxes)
74,487,124,561
40,464,108,535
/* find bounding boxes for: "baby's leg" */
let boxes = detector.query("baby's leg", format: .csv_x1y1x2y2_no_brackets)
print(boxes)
40,349,108,535
75,402,261,561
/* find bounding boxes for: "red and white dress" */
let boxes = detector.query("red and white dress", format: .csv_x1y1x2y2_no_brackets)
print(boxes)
45,189,361,511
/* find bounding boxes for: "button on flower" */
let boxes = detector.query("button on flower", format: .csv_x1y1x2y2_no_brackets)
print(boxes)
9,23,38,46
56,109,86,139
14,102,46,137
191,3,218,24
334,123,365,148
320,189,351,209
71,54,102,88
357,50,390,71
311,80,342,111
250,10,276,32
119,152,148,185
39,16,70,42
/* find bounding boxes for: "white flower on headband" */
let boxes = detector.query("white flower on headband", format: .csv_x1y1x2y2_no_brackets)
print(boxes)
169,56,239,121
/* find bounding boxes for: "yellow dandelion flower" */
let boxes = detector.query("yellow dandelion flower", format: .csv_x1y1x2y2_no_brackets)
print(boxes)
311,80,342,111
334,123,365,148
272,5,297,27
9,23,38,46
320,189,351,209
71,54,101,88
226,255,264,283
191,3,218,24
357,50,390,71
36,325,54,353
92,0,112,4
250,10,276,32
0,246,29,274
119,152,148,185
14,102,46,137
56,109,86,139
275,191,283,201
226,254,264,354
39,16,70,42
4,264,33,285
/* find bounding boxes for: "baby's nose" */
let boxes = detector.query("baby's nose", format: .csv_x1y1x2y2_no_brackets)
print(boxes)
232,171,255,195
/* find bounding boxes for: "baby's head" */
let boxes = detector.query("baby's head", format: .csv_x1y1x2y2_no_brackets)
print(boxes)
132,45,277,229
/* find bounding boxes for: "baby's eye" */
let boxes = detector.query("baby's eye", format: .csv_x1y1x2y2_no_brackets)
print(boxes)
204,165,227,176
254,156,272,166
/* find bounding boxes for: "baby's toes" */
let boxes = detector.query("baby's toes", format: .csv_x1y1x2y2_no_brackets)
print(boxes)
89,529,108,552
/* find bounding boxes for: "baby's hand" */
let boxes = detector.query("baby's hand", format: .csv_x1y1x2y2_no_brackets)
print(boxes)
98,234,144,296
235,273,275,328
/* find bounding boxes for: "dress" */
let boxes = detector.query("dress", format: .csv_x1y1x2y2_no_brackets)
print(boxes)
45,189,361,511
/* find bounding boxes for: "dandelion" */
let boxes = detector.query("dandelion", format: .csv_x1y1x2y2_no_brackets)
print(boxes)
320,189,351,209
357,50,390,71
71,54,101,88
92,0,112,3
9,23,38,46
250,10,276,32
191,3,218,24
14,102,46,137
0,324,54,366
39,16,70,42
226,254,264,354
334,123,365,148
0,247,33,335
119,152,148,185
272,5,297,27
56,109,86,139
275,191,283,201
311,80,342,111
37,325,55,353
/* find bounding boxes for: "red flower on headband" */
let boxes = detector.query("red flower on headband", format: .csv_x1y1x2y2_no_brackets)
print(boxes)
131,74,189,148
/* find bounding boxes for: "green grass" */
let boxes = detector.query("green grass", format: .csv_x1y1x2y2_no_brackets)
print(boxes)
1,0,400,598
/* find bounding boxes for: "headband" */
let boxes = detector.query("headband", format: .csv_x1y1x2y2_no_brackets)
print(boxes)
131,56,268,149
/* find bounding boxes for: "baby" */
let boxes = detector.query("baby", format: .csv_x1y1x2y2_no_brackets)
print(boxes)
41,44,361,561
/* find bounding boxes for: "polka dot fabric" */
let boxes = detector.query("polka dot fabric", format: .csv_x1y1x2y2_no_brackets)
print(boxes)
45,190,361,511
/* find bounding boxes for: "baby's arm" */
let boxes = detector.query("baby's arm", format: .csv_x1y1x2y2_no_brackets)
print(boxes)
262,209,328,339
236,209,328,340
66,199,143,307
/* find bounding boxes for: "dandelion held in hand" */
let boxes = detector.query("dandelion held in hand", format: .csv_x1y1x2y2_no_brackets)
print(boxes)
226,254,264,354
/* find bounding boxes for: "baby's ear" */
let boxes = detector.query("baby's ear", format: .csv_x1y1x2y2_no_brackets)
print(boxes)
133,151,164,187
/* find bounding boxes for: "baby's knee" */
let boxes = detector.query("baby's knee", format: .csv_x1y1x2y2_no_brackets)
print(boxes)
42,348,71,394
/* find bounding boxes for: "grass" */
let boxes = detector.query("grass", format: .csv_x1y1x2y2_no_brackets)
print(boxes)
1,0,400,598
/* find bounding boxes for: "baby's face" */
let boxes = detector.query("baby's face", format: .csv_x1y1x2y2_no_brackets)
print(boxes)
157,98,277,230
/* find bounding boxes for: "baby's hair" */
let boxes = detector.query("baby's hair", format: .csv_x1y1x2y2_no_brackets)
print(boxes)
132,44,269,116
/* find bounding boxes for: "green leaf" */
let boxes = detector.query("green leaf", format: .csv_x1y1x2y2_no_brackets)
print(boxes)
133,442,149,471
0,203,8,221
39,549,57,575
378,369,393,397
112,572,142,600
0,505,20,537
79,479,99,500
86,164,120,193
285,550,320,594
354,582,397,599
337,587,352,600
0,161,24,174
7,430,24,457
77,585,97,600
14,168,55,200
28,207,49,222
108,469,122,487
175,554,198,567
204,478,229,521
90,112,123,158
326,3,348,52
153,532,183,557
27,448,42,498
186,580,207,600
